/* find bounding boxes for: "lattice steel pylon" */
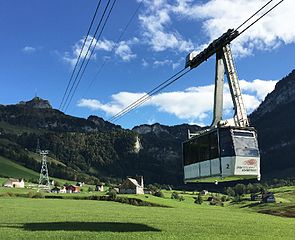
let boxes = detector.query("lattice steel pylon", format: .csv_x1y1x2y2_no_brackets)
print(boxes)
38,150,50,190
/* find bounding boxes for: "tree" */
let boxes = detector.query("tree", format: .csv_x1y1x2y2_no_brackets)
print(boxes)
234,184,246,196
226,187,235,197
194,193,203,205
171,191,179,200
153,190,164,198
108,189,117,200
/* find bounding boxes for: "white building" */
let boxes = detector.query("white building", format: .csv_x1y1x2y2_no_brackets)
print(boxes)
3,178,25,188
119,176,144,194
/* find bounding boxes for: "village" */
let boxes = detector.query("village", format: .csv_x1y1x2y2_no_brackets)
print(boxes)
2,176,276,204
3,176,146,194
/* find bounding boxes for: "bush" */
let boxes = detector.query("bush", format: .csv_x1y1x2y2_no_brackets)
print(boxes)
226,187,235,197
178,195,185,201
221,196,227,202
32,192,45,198
153,190,164,198
234,184,246,196
194,193,203,205
108,189,117,200
2,192,15,197
171,191,179,200
233,195,241,202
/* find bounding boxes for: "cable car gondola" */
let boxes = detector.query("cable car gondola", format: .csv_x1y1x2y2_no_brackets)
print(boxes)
183,37,261,183
183,126,260,183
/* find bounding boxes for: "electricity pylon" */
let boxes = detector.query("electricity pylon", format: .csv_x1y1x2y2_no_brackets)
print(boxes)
38,150,50,190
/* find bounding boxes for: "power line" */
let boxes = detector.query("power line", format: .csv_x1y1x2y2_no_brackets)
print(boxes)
59,0,102,110
108,0,285,123
61,0,113,112
64,0,118,112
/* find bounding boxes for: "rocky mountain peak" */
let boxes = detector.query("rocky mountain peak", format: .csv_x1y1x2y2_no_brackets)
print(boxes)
132,123,169,135
18,97,52,109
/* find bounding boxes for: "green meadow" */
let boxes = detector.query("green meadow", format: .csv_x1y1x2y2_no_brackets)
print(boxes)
0,191,294,240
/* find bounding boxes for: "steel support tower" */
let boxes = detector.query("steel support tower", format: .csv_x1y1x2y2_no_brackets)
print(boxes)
38,150,50,190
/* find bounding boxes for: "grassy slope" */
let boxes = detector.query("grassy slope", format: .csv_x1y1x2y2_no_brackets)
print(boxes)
0,156,76,186
0,156,40,180
0,197,294,240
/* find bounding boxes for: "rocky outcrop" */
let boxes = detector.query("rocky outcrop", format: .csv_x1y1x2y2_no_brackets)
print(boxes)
18,97,52,109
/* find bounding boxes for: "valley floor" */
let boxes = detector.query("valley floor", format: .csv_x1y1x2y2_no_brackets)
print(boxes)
0,194,294,240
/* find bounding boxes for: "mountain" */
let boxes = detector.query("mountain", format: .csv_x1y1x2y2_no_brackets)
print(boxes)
250,69,295,177
0,69,294,184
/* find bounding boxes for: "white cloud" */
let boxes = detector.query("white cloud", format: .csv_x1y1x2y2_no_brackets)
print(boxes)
63,35,97,66
78,79,277,125
172,0,295,57
153,58,183,69
95,39,115,51
22,46,36,53
115,42,137,61
139,0,194,52
78,92,146,116
63,36,137,65
142,58,149,67
239,79,277,100
153,59,172,67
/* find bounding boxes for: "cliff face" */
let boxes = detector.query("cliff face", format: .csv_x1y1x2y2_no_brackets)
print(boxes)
250,69,295,177
251,70,295,122
132,123,201,183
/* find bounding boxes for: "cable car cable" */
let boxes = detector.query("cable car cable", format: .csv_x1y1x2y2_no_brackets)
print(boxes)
83,0,143,96
109,68,191,122
235,0,274,31
237,0,284,38
112,68,191,122
59,0,102,110
108,0,285,122
108,67,188,121
61,0,112,111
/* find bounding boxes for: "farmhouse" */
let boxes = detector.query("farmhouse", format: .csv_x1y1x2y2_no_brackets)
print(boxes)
262,192,276,203
59,186,67,193
95,183,104,192
119,176,144,194
66,185,80,193
3,178,25,188
51,186,60,193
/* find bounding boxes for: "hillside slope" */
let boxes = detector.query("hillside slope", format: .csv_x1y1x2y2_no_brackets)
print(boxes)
0,156,39,180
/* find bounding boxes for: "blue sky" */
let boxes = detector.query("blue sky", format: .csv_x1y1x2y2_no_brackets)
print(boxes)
0,0,294,129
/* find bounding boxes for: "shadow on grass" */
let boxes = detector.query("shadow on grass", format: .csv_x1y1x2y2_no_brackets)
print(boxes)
2,222,161,232
240,202,261,208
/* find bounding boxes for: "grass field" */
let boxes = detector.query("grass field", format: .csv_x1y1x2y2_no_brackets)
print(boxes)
0,191,294,240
